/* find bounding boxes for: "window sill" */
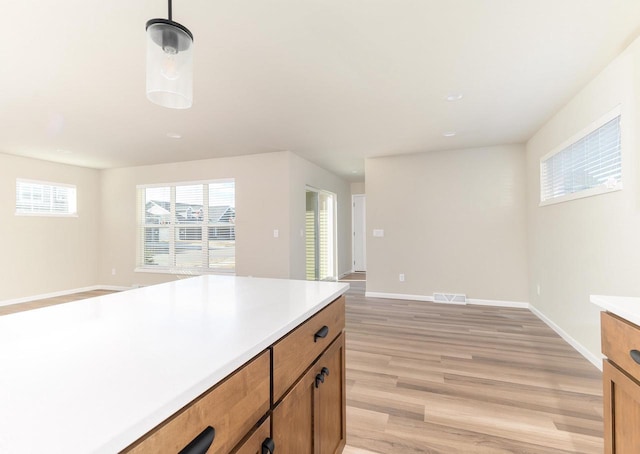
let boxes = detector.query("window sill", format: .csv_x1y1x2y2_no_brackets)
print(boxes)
539,183,623,207
134,267,236,276
15,212,78,218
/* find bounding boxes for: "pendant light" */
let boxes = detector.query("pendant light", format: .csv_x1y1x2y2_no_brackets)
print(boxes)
146,0,194,109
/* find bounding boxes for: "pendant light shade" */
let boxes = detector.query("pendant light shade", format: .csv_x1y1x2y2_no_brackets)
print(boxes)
146,1,194,109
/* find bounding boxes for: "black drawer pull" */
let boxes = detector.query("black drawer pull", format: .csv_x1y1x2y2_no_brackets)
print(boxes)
630,349,640,365
315,373,325,388
321,367,330,377
314,325,329,342
179,426,215,454
262,437,275,454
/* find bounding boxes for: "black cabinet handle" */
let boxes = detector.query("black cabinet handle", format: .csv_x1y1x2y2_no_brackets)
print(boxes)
314,325,329,342
315,373,325,388
321,367,330,377
262,437,275,454
630,349,640,365
179,426,215,454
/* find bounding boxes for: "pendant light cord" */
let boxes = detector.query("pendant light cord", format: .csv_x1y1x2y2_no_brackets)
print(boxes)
168,0,172,20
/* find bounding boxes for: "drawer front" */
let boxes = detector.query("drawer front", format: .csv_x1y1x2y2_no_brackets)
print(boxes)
124,350,270,454
602,311,640,380
272,295,345,402
232,417,271,454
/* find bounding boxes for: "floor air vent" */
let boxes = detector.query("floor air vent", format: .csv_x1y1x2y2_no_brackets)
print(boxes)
433,293,467,304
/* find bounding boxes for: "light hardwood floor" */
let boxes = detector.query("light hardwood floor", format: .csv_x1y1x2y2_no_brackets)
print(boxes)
341,276,603,454
2,278,603,453
0,289,117,316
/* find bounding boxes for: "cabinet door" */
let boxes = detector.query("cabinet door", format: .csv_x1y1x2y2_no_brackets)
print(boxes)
603,360,640,454
233,417,272,454
272,365,318,454
317,332,346,454
273,333,346,454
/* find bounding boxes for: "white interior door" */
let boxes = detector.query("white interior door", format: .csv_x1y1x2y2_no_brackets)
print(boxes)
352,195,366,272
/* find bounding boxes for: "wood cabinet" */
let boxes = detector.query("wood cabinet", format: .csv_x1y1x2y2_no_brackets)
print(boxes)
273,332,346,454
123,351,271,454
272,294,346,454
272,295,345,402
601,311,640,453
122,294,346,454
232,417,273,454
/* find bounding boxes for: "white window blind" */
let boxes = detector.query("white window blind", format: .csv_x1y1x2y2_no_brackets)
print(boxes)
540,109,621,205
15,179,77,216
137,179,235,274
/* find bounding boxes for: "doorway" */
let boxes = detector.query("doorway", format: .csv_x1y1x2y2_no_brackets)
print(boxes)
352,194,366,272
305,188,337,281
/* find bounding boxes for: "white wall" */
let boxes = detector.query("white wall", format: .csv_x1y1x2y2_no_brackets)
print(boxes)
525,37,640,362
366,145,529,302
99,152,291,287
0,153,100,300
98,151,352,287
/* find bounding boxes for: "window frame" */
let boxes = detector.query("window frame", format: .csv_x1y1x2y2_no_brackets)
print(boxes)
135,179,236,275
539,106,622,207
15,178,78,217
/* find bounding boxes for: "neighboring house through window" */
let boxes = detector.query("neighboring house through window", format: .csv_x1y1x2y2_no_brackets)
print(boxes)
136,179,236,274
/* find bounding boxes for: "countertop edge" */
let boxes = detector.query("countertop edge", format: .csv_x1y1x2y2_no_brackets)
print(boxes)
103,284,349,454
591,294,640,327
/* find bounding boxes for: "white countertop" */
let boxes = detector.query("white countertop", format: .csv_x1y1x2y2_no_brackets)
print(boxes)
0,276,349,454
591,294,640,327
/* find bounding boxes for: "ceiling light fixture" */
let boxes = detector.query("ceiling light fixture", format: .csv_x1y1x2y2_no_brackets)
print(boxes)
166,132,182,139
146,0,194,109
445,93,463,102
442,131,457,137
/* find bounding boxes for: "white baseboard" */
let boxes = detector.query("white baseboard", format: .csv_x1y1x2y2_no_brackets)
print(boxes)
0,285,130,308
365,292,527,307
528,304,603,371
365,291,435,302
467,298,529,308
364,291,599,370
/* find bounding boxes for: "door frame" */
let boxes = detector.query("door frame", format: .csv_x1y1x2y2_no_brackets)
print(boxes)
305,186,338,281
351,194,366,272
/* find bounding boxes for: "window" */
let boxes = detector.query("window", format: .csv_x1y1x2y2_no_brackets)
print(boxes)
137,179,235,274
540,107,622,205
15,179,77,216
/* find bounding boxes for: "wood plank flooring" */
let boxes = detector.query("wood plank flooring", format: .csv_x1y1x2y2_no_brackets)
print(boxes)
0,289,117,316
341,278,603,454
2,277,604,453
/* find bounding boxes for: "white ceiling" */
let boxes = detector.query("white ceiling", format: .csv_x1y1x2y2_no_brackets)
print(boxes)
3,0,640,181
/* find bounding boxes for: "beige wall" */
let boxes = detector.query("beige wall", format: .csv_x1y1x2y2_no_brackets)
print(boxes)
366,145,529,302
98,151,352,287
0,153,100,300
351,182,365,194
525,37,640,360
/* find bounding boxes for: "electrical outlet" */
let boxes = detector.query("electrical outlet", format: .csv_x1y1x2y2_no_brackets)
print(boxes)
536,284,541,296
273,229,279,238
111,268,116,276
399,273,405,282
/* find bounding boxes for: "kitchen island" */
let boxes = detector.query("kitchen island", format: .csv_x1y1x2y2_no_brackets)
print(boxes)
591,294,640,453
0,275,349,453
